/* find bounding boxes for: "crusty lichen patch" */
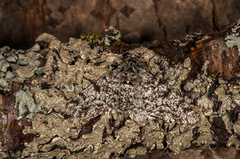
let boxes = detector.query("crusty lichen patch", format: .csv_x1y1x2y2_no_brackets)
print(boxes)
1,28,240,158
225,20,240,54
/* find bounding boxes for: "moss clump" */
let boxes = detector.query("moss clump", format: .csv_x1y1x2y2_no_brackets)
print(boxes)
80,26,122,45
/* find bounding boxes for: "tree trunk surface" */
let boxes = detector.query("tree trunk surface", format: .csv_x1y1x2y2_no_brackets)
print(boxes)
1,0,240,49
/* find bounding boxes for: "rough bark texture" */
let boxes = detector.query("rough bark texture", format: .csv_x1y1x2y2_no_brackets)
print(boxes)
1,0,240,49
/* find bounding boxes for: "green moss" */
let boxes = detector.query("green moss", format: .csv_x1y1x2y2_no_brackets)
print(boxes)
80,26,122,45
80,33,101,44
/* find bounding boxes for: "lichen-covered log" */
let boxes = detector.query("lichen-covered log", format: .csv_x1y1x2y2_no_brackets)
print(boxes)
1,21,240,158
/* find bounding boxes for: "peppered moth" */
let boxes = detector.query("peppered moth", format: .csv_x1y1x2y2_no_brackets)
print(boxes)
66,57,197,124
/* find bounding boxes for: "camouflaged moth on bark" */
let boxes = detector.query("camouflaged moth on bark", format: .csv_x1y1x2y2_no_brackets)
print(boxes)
66,57,198,125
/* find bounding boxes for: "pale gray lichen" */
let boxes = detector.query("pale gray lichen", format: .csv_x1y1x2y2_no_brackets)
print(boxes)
225,33,240,54
197,95,214,116
0,58,10,72
15,86,42,119
5,71,16,79
103,25,122,45
191,113,215,150
33,87,68,113
225,19,240,54
26,43,41,52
